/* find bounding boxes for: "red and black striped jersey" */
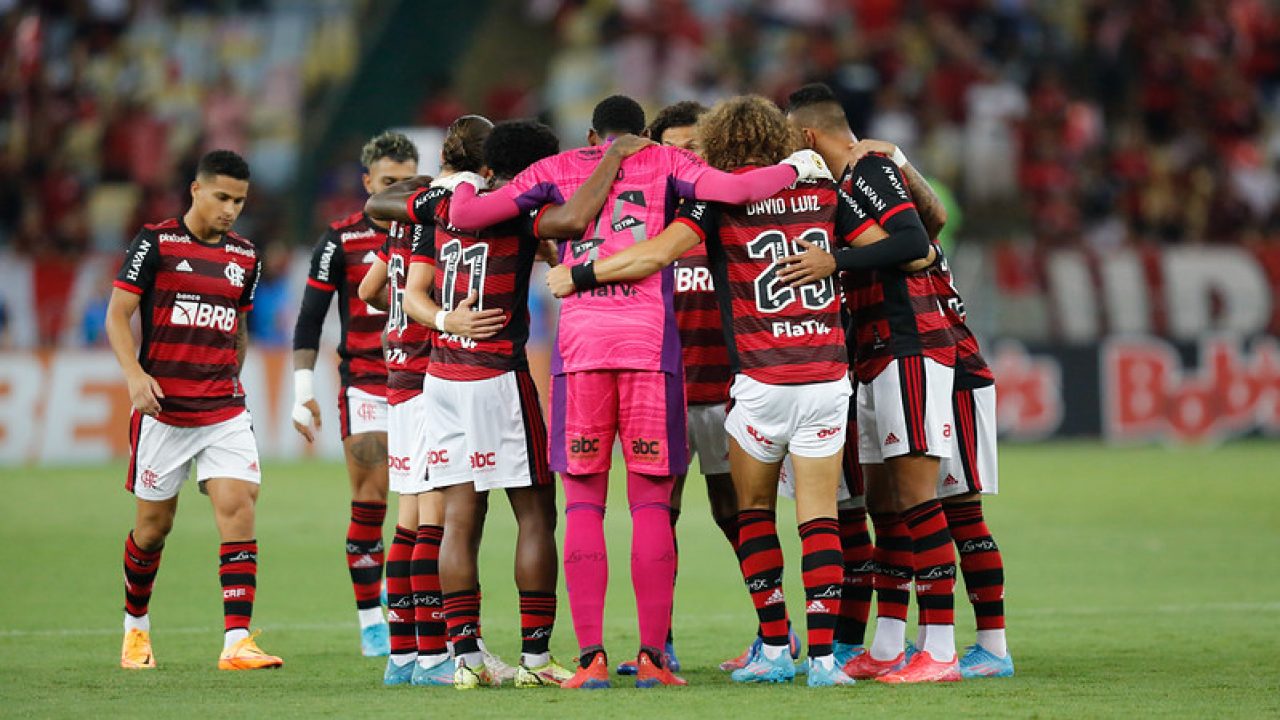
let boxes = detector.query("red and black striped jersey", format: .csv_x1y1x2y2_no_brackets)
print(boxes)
407,186,540,382
378,220,434,404
113,217,260,427
676,175,850,386
930,249,994,390
299,211,388,395
837,156,958,383
673,234,731,404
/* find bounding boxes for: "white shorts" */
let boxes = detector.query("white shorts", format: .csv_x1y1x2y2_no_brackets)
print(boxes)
725,374,852,464
777,453,860,507
687,402,731,476
856,356,954,463
938,385,999,497
422,371,552,492
341,386,388,439
387,394,431,496
127,410,260,502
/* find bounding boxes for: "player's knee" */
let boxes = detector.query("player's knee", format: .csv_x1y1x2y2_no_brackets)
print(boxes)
132,522,170,550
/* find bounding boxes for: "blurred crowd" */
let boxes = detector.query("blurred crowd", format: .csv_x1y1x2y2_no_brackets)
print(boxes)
531,0,1280,249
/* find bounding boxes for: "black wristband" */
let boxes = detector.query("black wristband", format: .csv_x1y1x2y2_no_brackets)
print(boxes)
571,262,599,290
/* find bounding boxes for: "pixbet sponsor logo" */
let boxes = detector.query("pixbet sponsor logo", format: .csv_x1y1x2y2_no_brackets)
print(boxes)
469,452,497,470
569,437,599,455
171,300,237,332
224,243,255,258
159,232,189,243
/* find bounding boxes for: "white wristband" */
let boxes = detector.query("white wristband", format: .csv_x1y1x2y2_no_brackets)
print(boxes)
434,310,449,333
891,146,909,168
293,368,315,402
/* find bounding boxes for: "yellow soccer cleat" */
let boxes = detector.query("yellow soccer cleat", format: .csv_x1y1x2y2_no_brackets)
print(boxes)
453,657,496,689
515,656,575,688
121,628,156,669
217,630,284,671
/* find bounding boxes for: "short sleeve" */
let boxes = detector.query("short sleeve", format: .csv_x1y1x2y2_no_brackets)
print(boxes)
835,181,875,245
409,223,435,266
848,154,918,226
306,230,342,292
406,186,445,225
665,146,710,198
673,199,717,242
240,258,261,311
113,230,160,294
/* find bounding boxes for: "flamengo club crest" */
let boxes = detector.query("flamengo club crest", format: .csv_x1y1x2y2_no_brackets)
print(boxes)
225,261,245,288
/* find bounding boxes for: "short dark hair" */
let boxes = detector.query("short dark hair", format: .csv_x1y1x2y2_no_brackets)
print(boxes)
361,130,419,168
787,82,839,111
591,94,646,137
785,82,849,133
483,120,560,181
196,149,250,181
647,100,708,144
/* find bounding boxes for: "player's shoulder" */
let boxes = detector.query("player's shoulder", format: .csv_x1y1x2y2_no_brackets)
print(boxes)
142,217,180,233
329,210,368,232
224,231,257,258
660,144,704,167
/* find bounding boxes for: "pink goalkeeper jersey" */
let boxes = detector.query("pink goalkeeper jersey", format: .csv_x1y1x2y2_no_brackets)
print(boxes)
504,144,714,375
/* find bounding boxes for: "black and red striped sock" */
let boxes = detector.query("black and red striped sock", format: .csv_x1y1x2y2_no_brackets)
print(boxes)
799,517,843,658
219,540,257,632
347,501,386,612
411,525,446,657
736,509,789,645
836,507,873,645
902,500,956,627
386,525,416,658
443,589,482,657
519,591,556,656
944,501,1005,630
870,512,912,622
123,532,163,618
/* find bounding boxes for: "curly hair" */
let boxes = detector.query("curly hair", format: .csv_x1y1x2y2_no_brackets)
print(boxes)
484,120,560,181
697,95,800,171
441,114,494,173
360,130,419,169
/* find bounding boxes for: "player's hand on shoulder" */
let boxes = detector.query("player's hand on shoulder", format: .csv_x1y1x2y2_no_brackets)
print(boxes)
545,264,574,298
444,292,505,340
291,398,322,443
777,236,836,287
431,172,488,193
608,134,655,159
126,370,164,417
782,149,833,182
848,139,898,167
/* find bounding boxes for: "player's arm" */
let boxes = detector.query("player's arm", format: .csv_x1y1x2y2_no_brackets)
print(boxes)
359,242,390,311
678,148,830,204
545,214,703,298
236,258,260,372
848,139,946,239
534,135,655,239
107,232,163,415
292,234,341,441
777,155,931,286
236,315,249,369
403,260,505,340
365,175,433,222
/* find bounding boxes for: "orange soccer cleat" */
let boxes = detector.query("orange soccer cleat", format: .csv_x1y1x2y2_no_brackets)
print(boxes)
635,651,687,689
877,650,961,684
217,630,284,671
121,628,156,669
561,652,611,690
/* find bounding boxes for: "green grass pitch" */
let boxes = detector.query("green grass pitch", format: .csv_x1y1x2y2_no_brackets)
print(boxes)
2,442,1277,718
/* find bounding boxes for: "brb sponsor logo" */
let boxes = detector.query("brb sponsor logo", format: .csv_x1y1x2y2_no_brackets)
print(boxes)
388,455,411,472
569,437,599,456
630,438,660,456
426,449,450,466
171,297,236,332
675,265,713,293
469,452,497,470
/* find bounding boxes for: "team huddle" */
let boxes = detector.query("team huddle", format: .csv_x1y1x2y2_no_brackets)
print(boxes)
108,84,1012,689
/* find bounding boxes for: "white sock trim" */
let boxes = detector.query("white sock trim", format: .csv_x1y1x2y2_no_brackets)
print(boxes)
223,628,250,650
358,607,384,629
124,613,150,633
870,618,907,661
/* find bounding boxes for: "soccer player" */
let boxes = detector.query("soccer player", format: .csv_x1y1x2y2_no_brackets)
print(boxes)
358,216,450,686
547,95,929,686
291,131,420,656
781,84,966,683
446,94,830,690
108,149,282,671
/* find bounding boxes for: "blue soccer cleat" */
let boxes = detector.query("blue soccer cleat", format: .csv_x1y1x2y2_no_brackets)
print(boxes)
664,641,681,673
959,644,1014,678
833,642,865,668
383,657,416,686
362,622,390,657
730,646,797,684
411,656,455,686
806,657,856,687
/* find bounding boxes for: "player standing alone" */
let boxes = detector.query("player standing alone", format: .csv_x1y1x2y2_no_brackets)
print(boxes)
108,150,282,671
291,132,419,656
